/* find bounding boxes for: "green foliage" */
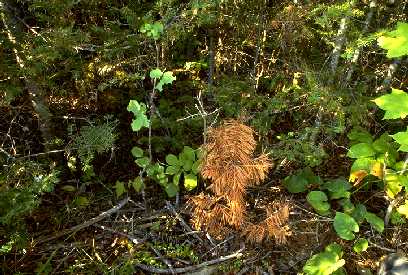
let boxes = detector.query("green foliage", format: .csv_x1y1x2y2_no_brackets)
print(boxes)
127,100,150,131
150,69,177,92
373,88,408,120
353,238,368,253
140,22,164,40
334,212,359,240
0,160,59,254
283,167,322,193
302,243,346,275
307,191,331,216
70,119,117,176
377,22,408,58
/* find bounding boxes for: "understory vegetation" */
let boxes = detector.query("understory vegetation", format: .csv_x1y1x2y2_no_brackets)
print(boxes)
1,0,408,274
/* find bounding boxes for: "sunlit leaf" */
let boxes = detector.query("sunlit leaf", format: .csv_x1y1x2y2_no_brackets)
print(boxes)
377,22,408,58
347,143,376,158
397,200,408,218
391,129,408,152
373,89,408,120
184,173,198,191
302,243,345,275
150,68,163,79
353,238,368,253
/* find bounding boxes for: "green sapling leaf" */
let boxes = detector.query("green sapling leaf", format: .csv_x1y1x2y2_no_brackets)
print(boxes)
184,173,198,191
377,22,408,58
150,68,163,79
334,212,359,240
115,181,126,197
391,129,408,152
135,157,150,168
283,174,309,193
131,146,144,158
353,238,369,253
373,89,408,120
132,177,144,192
347,143,376,158
365,212,384,233
306,191,331,215
165,183,179,197
166,154,180,166
302,242,345,275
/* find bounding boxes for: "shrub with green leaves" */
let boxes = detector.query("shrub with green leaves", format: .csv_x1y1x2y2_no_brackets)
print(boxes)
0,160,60,254
302,243,346,275
284,168,384,240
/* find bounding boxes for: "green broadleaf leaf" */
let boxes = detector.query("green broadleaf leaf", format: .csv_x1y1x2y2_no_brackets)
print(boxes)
347,128,373,144
173,172,181,185
333,212,359,240
131,146,144,158
391,129,408,152
180,146,195,161
322,178,352,199
283,174,309,193
166,165,180,175
351,203,367,224
115,181,126,197
365,212,384,233
131,177,144,192
306,191,331,215
165,183,179,197
135,157,150,168
302,243,345,275
155,71,176,92
385,173,404,198
373,89,408,120
377,22,408,58
350,157,375,173
347,143,376,158
353,238,369,253
127,100,149,131
165,154,180,166
184,173,198,191
397,200,408,218
150,68,163,79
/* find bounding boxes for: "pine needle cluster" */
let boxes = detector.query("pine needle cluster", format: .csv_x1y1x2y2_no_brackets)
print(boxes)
190,120,290,244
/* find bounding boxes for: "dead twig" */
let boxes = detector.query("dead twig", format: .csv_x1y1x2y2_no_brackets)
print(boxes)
93,223,145,244
135,248,244,274
35,197,129,244
165,201,205,244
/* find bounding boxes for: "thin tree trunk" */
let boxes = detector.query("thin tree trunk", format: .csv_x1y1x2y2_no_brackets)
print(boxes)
344,0,377,86
329,1,355,83
0,0,54,148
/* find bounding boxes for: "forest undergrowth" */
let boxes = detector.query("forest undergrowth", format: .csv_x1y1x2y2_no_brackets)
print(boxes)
1,0,408,274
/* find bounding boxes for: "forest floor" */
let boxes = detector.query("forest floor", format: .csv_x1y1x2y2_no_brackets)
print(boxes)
2,99,408,275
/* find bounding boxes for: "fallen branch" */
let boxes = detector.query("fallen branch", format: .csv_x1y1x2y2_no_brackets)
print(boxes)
35,197,129,245
135,248,244,274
